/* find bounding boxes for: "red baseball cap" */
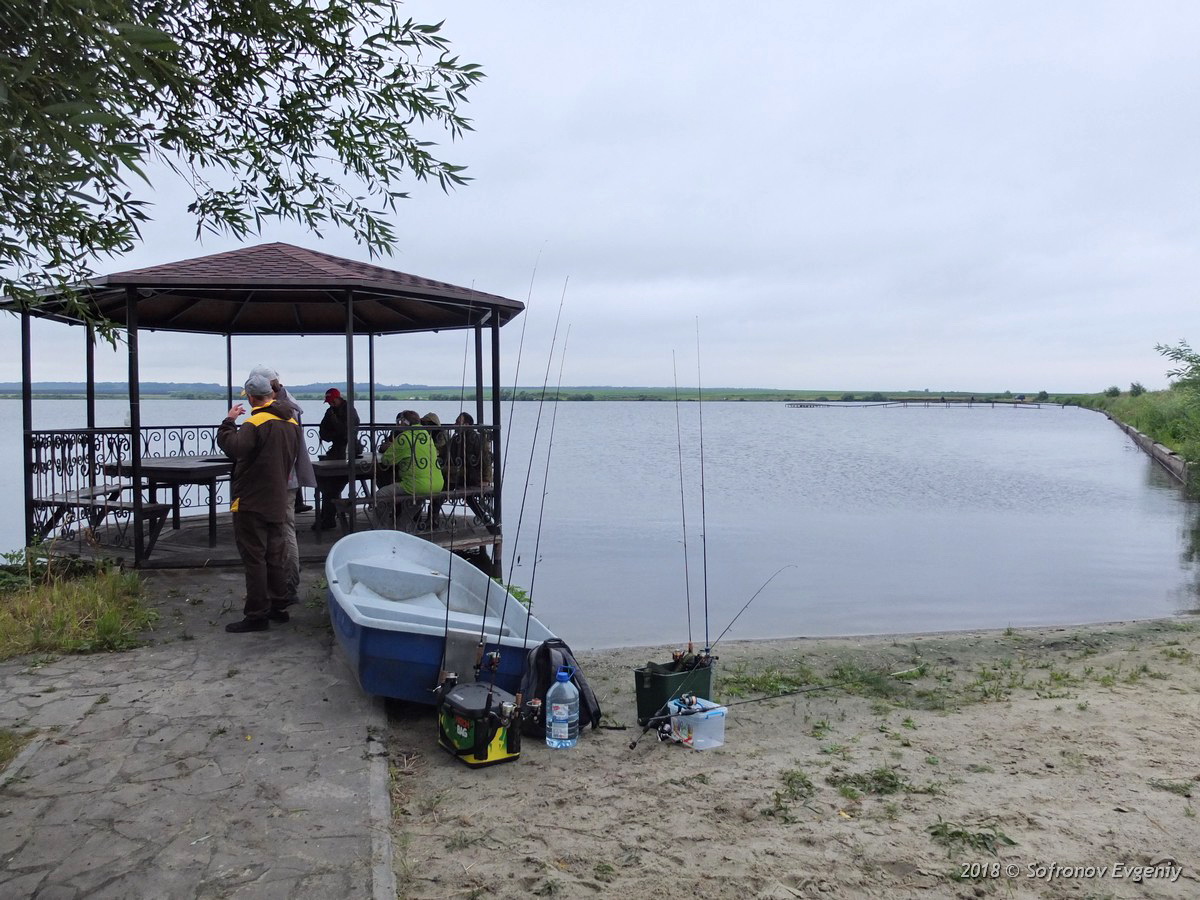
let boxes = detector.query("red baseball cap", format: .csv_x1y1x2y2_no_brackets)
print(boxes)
324,388,341,403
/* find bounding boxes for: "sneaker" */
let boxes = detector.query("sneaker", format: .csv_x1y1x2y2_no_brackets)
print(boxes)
268,609,290,624
225,618,268,633
296,504,313,513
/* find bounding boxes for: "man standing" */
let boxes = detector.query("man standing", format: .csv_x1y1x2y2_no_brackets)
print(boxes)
218,373,300,633
248,364,315,607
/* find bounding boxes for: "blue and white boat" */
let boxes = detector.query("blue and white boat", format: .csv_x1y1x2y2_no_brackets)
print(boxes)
326,530,555,705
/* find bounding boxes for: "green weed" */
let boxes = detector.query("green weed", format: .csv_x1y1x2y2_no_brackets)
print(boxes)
928,817,1017,856
1149,778,1194,798
762,766,815,824
827,766,909,796
720,659,820,698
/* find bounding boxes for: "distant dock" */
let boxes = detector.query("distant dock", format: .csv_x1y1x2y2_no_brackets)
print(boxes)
786,399,1048,409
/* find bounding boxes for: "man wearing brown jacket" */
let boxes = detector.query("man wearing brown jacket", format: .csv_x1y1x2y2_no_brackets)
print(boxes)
217,373,301,633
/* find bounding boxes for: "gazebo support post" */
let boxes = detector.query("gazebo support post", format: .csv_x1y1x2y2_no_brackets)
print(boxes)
86,326,96,431
126,286,144,564
344,288,357,530
368,334,376,433
225,334,233,409
21,309,34,551
474,321,484,426
489,316,503,576
86,325,96,489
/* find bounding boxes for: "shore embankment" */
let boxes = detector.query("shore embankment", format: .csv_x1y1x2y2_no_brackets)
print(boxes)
1103,412,1191,484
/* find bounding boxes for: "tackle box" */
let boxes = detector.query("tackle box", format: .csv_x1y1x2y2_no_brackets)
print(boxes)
667,696,726,750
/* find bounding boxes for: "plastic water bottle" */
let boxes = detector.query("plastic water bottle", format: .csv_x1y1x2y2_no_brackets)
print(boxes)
545,666,579,749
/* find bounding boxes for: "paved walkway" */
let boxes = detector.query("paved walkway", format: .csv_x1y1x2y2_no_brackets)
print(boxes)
0,567,393,899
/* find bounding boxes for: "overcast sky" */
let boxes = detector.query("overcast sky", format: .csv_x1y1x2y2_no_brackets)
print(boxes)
4,0,1198,392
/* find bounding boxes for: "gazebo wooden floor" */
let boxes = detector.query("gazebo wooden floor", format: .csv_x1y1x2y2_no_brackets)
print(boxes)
57,508,501,570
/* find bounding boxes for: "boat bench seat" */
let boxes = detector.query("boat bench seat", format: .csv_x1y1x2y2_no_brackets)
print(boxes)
344,556,450,601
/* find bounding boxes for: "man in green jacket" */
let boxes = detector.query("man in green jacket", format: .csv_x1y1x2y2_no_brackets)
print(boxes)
217,373,300,632
374,409,443,530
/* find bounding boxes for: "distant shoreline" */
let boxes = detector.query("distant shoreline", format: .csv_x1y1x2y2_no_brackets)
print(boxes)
0,387,1086,403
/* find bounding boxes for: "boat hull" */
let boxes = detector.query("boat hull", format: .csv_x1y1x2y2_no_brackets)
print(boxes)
325,530,554,705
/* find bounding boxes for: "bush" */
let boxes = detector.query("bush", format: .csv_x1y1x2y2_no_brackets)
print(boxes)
1130,382,1146,397
1104,386,1121,397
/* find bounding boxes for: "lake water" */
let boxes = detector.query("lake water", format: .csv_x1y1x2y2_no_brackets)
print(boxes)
4,399,1198,649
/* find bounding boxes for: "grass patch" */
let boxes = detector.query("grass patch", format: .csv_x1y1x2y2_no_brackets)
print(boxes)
827,766,910,796
0,727,35,772
928,817,1017,855
0,552,155,659
719,659,820,698
828,661,906,701
1149,778,1194,798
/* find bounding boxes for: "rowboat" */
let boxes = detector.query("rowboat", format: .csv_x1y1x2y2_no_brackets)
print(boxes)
325,530,555,704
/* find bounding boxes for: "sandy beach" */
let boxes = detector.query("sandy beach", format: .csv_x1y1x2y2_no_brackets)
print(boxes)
385,619,1199,900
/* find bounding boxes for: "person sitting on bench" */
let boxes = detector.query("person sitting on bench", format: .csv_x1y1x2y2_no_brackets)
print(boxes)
374,410,444,530
446,411,493,489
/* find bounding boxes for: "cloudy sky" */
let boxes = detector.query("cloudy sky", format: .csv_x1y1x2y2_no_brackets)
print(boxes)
4,0,1198,392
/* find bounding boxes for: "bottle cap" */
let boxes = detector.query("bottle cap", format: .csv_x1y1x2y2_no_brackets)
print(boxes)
556,666,571,682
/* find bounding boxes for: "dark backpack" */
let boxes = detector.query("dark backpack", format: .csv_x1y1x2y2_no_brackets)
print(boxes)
519,638,602,735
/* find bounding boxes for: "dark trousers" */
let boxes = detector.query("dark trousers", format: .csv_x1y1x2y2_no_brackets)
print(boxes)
315,476,347,526
233,511,288,620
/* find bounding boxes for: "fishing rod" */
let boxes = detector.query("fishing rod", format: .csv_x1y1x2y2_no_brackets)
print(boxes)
482,278,568,687
468,254,552,676
437,297,476,684
518,324,571,656
630,675,896,749
672,350,694,653
501,244,544,486
630,654,916,749
695,319,711,655
710,564,796,647
628,563,797,750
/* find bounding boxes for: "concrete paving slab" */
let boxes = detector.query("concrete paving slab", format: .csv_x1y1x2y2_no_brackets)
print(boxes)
0,568,393,899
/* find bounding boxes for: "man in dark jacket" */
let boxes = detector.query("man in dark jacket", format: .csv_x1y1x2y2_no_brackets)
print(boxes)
314,387,362,529
318,387,359,459
217,373,301,633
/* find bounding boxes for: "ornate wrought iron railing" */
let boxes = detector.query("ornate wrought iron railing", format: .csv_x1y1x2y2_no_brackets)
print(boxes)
24,422,498,556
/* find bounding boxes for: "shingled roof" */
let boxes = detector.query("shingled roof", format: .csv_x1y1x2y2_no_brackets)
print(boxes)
13,243,523,335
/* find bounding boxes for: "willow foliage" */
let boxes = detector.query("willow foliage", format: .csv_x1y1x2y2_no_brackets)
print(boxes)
0,1,483,337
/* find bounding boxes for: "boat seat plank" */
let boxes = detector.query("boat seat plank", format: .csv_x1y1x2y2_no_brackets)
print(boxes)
344,557,450,601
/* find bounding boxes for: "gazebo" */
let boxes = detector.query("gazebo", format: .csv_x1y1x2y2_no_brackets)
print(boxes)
6,242,524,569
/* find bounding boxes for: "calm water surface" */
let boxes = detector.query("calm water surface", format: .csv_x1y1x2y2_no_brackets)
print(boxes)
4,400,1197,648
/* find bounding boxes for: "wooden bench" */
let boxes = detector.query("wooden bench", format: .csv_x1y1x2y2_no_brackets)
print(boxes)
338,485,496,534
33,483,172,554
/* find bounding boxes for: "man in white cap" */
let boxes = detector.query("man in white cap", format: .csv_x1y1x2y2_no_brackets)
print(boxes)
249,365,316,606
217,373,300,632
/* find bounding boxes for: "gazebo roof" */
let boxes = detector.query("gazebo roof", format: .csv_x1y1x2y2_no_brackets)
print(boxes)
14,242,523,335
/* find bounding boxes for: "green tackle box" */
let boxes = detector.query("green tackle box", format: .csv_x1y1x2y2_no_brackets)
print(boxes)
634,659,715,726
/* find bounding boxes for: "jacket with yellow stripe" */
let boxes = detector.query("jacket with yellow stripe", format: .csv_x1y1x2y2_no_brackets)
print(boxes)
217,401,300,523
